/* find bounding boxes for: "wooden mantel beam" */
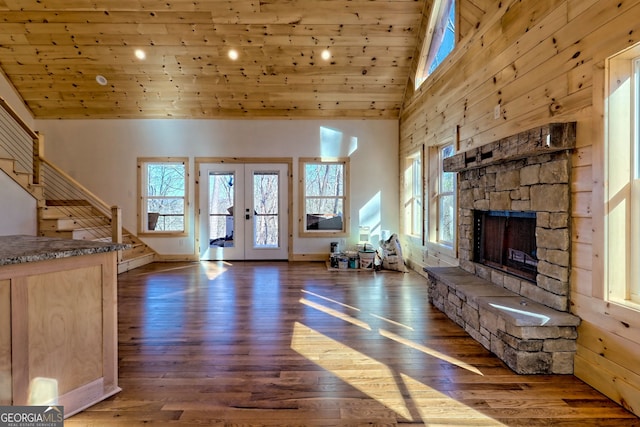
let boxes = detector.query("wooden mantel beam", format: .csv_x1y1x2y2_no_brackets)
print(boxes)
444,122,577,173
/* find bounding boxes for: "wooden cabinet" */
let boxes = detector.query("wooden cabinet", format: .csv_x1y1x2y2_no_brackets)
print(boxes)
0,248,119,418
0,279,10,405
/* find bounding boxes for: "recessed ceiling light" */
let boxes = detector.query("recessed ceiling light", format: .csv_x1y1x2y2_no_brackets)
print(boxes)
321,49,331,61
95,75,108,86
228,49,239,60
135,49,146,60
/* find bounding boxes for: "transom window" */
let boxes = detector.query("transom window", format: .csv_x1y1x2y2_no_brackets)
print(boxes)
415,0,456,89
138,158,188,235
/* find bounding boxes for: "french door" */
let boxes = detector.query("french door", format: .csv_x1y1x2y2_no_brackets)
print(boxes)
199,163,288,260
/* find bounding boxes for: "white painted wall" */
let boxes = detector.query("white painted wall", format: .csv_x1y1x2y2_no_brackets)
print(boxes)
35,119,400,257
0,171,37,236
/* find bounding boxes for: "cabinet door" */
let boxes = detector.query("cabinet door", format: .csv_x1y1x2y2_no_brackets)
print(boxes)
0,279,10,405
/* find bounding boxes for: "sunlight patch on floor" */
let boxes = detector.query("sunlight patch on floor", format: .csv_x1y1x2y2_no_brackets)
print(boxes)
378,329,483,376
291,321,413,420
401,374,506,426
301,289,361,311
200,261,230,280
299,298,371,331
369,313,415,330
291,322,504,424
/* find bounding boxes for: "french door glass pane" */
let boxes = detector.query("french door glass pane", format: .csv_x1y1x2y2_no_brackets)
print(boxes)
253,172,279,247
209,172,235,248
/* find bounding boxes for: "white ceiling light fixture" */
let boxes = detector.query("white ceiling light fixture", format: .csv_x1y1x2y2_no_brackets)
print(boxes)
228,49,239,60
134,49,146,60
95,75,108,86
321,49,331,61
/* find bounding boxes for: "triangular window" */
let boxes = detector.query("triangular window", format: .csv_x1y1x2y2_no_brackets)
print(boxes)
415,0,456,89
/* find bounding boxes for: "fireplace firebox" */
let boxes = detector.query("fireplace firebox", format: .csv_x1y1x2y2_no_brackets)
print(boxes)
473,210,537,281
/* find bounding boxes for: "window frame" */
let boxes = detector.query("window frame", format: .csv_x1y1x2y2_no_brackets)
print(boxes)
428,143,457,257
605,42,640,310
633,56,640,304
137,157,189,237
298,157,350,237
403,148,424,242
414,0,457,89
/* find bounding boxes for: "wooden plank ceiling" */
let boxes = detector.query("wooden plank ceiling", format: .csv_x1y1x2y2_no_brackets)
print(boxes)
0,0,430,119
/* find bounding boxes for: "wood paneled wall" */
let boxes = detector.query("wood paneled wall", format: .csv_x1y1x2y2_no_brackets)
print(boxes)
399,0,640,416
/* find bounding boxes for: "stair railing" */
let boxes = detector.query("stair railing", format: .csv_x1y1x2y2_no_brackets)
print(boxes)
40,158,123,242
0,98,37,177
0,97,122,243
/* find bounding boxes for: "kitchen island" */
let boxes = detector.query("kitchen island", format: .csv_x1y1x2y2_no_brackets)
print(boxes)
0,235,125,417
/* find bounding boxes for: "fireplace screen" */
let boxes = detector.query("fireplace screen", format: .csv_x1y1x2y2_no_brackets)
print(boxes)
473,210,537,281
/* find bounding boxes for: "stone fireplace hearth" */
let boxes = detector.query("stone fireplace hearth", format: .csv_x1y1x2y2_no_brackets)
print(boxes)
424,123,581,375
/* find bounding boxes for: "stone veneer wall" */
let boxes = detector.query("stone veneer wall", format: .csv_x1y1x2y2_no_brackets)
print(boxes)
457,151,571,312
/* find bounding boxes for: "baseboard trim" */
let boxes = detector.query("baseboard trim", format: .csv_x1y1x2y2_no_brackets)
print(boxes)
291,253,329,262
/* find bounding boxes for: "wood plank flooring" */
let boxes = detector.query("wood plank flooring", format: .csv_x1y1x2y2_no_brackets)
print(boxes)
66,261,639,426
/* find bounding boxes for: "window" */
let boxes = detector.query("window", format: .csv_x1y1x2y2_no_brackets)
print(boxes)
299,158,349,236
428,144,456,251
138,158,188,235
403,149,423,239
415,0,456,89
605,42,640,308
437,145,456,245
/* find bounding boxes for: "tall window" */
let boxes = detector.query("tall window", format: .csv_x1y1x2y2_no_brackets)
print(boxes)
299,158,349,236
428,144,456,251
633,56,640,304
404,150,423,238
415,0,456,89
138,158,188,235
437,145,456,245
606,42,640,308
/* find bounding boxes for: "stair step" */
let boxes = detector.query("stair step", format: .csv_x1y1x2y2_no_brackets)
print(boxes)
40,205,98,219
40,225,112,241
40,217,109,231
122,235,139,245
46,199,92,206
11,170,31,187
0,157,16,172
123,243,151,258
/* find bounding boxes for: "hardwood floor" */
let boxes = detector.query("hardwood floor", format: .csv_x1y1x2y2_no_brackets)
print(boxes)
66,261,639,426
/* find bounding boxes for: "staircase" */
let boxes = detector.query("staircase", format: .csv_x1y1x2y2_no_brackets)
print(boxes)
0,156,156,274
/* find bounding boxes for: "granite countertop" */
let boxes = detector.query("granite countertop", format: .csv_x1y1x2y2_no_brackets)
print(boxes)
0,235,129,266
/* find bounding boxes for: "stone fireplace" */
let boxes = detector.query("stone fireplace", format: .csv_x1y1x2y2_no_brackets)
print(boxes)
424,123,580,374
451,123,576,312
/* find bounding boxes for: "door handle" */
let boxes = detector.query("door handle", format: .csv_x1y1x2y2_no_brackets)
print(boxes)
245,214,250,220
